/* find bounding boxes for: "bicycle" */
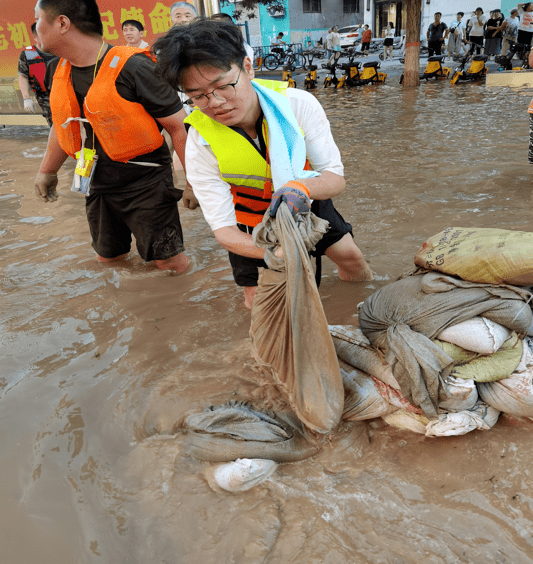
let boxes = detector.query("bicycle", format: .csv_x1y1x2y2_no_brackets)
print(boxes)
263,47,307,70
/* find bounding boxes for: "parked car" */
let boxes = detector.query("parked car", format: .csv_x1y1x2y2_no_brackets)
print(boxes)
338,25,362,48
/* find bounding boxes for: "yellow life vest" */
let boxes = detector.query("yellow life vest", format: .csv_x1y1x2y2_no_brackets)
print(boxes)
185,79,295,227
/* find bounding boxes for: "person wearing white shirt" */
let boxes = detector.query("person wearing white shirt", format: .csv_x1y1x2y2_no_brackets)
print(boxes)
445,12,465,58
154,19,373,308
468,7,487,55
518,3,533,46
122,20,149,49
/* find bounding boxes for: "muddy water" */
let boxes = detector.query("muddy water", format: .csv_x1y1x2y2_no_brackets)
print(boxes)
2,81,533,564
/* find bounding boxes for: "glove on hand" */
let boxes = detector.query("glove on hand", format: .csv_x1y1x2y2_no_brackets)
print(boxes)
34,173,59,203
269,181,311,218
24,98,37,113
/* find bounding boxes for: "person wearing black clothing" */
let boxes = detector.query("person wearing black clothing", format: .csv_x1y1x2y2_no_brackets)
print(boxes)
34,0,195,273
427,12,448,57
484,9,504,58
17,23,56,126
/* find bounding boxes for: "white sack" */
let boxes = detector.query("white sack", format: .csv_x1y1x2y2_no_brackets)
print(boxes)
438,376,478,412
478,366,533,418
425,402,500,437
437,317,511,355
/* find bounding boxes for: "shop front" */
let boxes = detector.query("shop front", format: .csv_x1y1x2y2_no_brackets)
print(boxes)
374,0,407,37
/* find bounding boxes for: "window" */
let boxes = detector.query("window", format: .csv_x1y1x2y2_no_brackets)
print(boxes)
303,0,321,13
343,0,359,14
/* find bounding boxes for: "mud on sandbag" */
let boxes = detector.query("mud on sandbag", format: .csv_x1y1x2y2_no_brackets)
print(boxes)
358,272,532,418
183,401,320,463
250,204,345,434
414,227,533,286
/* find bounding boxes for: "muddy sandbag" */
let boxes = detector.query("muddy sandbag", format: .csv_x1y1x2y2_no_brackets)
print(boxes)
437,317,512,355
434,333,523,382
438,376,478,412
340,367,392,421
478,357,533,418
184,402,320,463
414,227,533,286
329,325,401,390
250,205,344,433
359,272,532,418
425,401,500,437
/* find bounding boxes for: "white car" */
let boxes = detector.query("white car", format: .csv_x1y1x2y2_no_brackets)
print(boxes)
338,25,362,48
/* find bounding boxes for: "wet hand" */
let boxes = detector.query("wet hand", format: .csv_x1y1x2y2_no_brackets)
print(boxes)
23,99,37,113
34,172,59,203
182,186,199,210
269,181,311,219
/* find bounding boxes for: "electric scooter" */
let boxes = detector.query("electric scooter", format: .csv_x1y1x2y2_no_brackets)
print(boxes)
336,55,362,88
449,45,488,84
322,52,341,87
400,54,451,83
304,53,318,89
494,39,531,70
282,64,296,88
345,60,387,86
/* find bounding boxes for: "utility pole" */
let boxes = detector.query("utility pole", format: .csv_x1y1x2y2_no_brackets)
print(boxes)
403,0,422,87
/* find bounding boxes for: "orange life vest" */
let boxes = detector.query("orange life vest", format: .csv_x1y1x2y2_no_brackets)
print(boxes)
49,46,164,161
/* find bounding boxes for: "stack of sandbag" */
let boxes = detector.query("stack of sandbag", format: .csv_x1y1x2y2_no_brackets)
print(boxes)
329,319,531,436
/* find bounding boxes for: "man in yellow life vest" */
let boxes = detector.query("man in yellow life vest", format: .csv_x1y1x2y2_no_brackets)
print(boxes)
33,0,198,274
154,19,373,308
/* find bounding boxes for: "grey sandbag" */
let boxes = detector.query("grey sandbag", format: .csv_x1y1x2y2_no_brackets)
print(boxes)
340,367,391,421
250,204,345,433
359,271,532,418
184,402,320,463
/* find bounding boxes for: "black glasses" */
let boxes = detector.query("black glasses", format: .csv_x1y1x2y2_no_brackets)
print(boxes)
184,67,242,109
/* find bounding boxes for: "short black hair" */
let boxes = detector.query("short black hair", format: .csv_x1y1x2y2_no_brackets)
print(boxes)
37,0,103,36
31,22,37,35
457,12,464,17
475,7,484,13
153,19,246,89
211,12,234,22
277,32,284,37
434,12,442,16
122,19,144,32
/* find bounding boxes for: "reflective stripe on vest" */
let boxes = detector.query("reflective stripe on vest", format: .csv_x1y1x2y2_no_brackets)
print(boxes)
185,79,299,227
50,46,164,161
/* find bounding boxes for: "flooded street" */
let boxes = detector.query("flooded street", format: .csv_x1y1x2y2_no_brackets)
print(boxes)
2,81,533,563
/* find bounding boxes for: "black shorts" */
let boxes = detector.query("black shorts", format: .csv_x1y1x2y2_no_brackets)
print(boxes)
228,198,353,287
85,174,184,261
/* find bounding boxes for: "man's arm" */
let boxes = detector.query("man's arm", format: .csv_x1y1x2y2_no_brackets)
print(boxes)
213,226,265,259
35,125,69,202
157,109,199,210
296,171,345,200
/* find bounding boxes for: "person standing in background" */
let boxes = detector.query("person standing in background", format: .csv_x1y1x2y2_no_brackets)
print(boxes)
484,9,504,59
383,22,395,61
426,13,447,58
468,7,487,55
501,8,519,57
328,25,341,65
361,24,372,56
18,23,56,126
171,1,197,26
122,20,149,49
518,3,533,46
445,12,465,59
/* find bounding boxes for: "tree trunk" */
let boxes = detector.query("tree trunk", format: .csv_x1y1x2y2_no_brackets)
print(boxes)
403,0,422,87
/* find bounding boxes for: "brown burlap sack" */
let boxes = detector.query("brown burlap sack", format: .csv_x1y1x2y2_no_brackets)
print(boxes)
250,204,344,433
414,227,533,286
359,272,532,418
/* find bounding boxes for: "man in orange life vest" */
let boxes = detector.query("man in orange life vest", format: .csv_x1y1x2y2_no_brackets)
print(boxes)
154,20,373,308
18,22,56,126
33,0,198,273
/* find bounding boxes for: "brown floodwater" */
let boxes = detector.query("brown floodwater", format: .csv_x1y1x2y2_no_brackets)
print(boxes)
2,80,533,564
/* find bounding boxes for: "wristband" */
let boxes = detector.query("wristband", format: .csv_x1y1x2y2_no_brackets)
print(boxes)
282,180,311,197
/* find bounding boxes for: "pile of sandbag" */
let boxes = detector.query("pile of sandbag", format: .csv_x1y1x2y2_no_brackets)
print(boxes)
332,226,533,437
